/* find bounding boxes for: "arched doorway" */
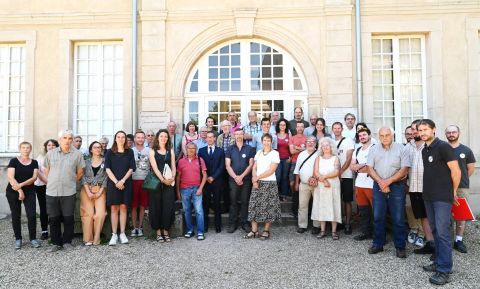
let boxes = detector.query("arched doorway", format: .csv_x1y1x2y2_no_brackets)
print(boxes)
184,40,308,129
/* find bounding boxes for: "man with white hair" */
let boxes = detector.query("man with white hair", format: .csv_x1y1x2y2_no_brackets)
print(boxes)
217,120,235,152
45,129,85,252
168,121,183,159
367,126,410,258
145,129,155,148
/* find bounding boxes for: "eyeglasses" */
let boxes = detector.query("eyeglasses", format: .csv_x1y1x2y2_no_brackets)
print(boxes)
147,134,154,137
92,146,102,149
445,131,458,135
346,118,355,120
200,131,208,133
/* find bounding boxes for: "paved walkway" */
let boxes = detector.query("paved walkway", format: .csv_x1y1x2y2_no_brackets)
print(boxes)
0,219,478,288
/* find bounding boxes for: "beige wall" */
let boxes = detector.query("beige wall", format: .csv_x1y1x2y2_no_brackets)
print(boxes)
0,0,479,214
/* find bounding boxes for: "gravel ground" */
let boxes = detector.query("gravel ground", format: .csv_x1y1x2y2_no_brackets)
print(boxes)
0,218,479,289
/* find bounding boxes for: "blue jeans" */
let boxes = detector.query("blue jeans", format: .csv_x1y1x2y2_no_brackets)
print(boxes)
181,186,204,235
275,159,290,197
372,182,406,249
424,200,452,273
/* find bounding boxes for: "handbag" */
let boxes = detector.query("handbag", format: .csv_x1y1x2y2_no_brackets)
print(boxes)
163,163,175,186
142,171,162,191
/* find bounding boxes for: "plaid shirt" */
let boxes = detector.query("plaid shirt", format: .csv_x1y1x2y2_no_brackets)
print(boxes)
243,122,261,146
407,139,424,192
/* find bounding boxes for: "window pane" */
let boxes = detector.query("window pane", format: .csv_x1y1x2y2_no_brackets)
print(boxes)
382,39,392,53
250,42,260,53
231,55,240,66
219,45,229,54
209,81,218,91
294,79,303,90
209,68,218,79
220,68,229,79
231,80,240,91
261,54,271,65
231,43,240,53
251,80,260,91
262,79,272,90
250,55,260,65
220,80,229,91
273,54,283,65
220,55,229,66
273,67,283,78
273,79,283,90
231,68,240,78
189,101,198,112
251,67,260,78
209,56,218,66
262,67,271,78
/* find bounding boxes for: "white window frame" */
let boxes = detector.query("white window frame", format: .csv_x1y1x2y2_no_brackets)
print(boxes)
73,41,123,147
185,40,308,127
0,44,25,153
371,35,427,142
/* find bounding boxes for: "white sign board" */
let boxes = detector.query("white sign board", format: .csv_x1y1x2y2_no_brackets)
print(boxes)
139,111,171,131
322,107,358,126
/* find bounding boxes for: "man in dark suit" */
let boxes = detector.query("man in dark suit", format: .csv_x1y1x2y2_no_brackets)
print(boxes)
198,131,226,233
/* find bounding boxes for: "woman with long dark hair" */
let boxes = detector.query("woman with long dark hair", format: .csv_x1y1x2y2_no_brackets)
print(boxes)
148,129,177,242
105,131,136,246
274,118,291,201
312,118,331,140
34,139,59,240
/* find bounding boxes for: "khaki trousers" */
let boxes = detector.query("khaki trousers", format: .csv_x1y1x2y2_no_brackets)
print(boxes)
299,183,320,228
405,194,424,237
80,188,106,245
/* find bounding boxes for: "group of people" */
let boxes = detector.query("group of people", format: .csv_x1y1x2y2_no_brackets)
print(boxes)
5,108,475,286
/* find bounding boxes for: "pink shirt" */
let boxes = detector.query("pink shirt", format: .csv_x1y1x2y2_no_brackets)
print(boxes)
177,156,207,189
276,135,291,160
289,134,307,163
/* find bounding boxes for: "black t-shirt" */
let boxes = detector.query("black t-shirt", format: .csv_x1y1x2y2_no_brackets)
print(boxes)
422,138,457,203
6,157,38,192
453,144,476,188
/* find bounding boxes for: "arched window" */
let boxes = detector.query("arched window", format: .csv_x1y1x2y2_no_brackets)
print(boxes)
185,40,308,128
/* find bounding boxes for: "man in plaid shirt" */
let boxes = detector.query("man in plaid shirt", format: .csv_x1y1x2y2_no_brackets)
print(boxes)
243,111,261,146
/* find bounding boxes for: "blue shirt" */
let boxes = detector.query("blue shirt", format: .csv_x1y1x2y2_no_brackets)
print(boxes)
225,144,255,181
193,138,208,153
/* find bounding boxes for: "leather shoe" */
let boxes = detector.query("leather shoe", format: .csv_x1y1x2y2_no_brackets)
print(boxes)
430,254,435,261
297,228,306,234
227,226,237,233
414,242,435,254
354,233,372,241
215,227,221,233
368,246,383,254
344,225,352,235
311,227,320,235
396,248,406,259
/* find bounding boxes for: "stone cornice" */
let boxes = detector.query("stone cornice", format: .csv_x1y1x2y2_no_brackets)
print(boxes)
0,12,131,25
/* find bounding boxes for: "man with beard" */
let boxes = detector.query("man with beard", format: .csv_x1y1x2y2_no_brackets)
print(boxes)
445,125,476,254
419,119,460,285
350,127,375,240
406,120,435,254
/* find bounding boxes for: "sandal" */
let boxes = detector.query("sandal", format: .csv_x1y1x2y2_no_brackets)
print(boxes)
260,230,270,240
163,235,171,242
332,232,339,240
317,231,327,239
156,235,165,242
243,231,259,239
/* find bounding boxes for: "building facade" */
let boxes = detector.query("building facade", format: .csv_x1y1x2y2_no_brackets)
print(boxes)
0,0,479,214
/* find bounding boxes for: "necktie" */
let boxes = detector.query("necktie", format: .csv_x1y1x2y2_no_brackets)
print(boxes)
209,146,213,156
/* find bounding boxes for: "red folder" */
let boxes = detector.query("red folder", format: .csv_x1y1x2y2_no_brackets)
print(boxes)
451,197,475,221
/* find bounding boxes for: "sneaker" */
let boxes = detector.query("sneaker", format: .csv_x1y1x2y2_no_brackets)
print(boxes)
454,240,467,253
344,225,352,235
429,272,450,285
407,231,418,244
184,231,194,238
130,228,138,237
30,239,41,248
137,228,144,237
15,239,22,250
119,232,129,244
297,228,307,234
368,245,384,254
85,242,93,246
109,233,118,246
40,231,49,240
415,236,425,247
311,227,320,235
423,263,436,272
50,245,63,253
414,242,435,254
197,234,205,241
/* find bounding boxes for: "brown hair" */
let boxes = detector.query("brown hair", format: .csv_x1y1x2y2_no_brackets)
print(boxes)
111,130,128,153
152,129,171,151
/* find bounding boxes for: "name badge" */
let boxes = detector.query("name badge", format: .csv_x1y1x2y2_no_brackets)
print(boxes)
428,156,433,162
285,139,288,142
460,153,466,159
101,163,104,169
242,154,246,158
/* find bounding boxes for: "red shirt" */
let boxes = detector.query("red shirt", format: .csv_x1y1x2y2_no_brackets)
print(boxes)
276,135,291,160
177,156,207,189
289,134,307,163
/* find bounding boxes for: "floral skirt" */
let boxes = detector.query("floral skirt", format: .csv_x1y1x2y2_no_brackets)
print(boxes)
248,181,281,223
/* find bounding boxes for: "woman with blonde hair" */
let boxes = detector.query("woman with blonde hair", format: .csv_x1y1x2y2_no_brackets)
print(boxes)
311,137,342,240
6,142,40,249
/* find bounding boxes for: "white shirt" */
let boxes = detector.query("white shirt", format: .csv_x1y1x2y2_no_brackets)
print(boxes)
294,149,318,184
352,143,374,188
254,150,280,181
342,127,356,140
335,137,354,178
207,145,215,155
